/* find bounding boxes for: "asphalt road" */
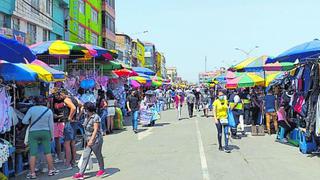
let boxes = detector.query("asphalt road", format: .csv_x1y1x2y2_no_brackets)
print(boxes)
14,107,320,180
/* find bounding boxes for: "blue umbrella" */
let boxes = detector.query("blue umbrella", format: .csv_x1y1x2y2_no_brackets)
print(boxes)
0,61,38,82
215,73,227,84
132,67,155,76
267,39,320,63
0,35,36,63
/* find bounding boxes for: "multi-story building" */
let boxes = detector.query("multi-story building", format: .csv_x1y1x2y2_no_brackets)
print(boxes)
155,52,167,78
68,0,102,46
132,39,145,67
10,0,54,45
167,67,178,82
0,0,22,41
116,33,132,65
0,0,69,44
102,0,116,49
161,55,167,78
198,70,222,84
51,0,69,40
144,42,156,71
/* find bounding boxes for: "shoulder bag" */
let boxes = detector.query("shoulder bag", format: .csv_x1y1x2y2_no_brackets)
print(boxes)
24,108,50,145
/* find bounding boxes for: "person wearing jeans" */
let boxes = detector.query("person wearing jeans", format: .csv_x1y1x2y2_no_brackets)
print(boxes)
73,102,105,179
186,90,196,118
127,91,141,133
264,89,278,135
213,91,231,153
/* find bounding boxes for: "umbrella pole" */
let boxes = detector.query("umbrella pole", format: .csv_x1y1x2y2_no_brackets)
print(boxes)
94,57,96,78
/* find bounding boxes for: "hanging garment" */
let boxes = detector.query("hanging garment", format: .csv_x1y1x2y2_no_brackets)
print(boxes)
0,139,11,168
303,64,312,94
315,95,320,136
305,89,320,134
296,67,304,91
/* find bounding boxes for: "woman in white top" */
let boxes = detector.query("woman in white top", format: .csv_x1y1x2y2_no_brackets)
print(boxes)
106,91,117,134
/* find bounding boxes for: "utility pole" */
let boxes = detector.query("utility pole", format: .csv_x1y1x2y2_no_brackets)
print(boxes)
205,56,207,72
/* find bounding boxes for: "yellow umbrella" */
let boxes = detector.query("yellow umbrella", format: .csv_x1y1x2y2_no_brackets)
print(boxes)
265,72,284,86
23,64,54,82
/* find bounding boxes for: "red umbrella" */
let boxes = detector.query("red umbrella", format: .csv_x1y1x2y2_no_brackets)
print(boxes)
113,69,138,77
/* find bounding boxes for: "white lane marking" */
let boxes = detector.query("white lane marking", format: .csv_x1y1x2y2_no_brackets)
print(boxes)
138,127,154,140
195,119,210,180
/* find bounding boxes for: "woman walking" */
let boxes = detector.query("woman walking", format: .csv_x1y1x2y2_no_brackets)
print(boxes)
213,91,231,153
174,89,184,120
106,91,117,134
73,102,105,179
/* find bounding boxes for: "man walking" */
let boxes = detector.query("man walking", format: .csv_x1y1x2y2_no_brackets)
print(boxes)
127,90,141,133
187,90,196,118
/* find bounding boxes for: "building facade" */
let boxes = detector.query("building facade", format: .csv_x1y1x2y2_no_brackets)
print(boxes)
144,42,156,71
161,55,167,78
167,67,178,82
116,33,132,65
102,0,116,49
132,39,145,67
11,0,54,45
68,0,102,46
198,70,221,84
51,0,69,41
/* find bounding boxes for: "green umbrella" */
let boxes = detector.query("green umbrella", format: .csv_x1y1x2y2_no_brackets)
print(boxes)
101,61,123,71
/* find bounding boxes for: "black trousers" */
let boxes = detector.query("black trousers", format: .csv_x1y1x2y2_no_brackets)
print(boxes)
278,121,296,137
187,103,194,117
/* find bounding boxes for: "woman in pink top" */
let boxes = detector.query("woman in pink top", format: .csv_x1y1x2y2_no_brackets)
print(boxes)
277,104,296,141
174,90,185,120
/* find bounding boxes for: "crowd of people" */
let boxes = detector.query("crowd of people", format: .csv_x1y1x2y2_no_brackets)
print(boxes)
19,82,310,178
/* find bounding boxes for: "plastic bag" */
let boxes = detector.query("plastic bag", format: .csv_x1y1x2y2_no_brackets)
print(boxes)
78,153,93,170
228,109,236,128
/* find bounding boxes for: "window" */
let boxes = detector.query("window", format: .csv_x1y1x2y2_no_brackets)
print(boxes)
91,33,98,45
27,23,37,44
12,18,20,30
46,0,51,14
79,0,85,14
107,0,115,9
43,29,50,41
0,13,10,28
78,25,85,41
105,13,115,33
31,0,40,14
91,8,98,22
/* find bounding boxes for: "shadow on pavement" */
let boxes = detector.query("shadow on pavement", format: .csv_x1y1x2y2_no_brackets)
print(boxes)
85,168,121,179
228,145,240,151
153,122,170,127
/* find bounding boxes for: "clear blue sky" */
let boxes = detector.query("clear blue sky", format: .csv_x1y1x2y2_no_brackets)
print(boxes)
116,0,320,82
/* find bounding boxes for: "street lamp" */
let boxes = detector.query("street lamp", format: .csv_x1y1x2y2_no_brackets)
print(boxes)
235,45,259,57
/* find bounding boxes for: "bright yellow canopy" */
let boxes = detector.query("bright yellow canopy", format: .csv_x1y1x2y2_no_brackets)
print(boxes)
23,64,53,82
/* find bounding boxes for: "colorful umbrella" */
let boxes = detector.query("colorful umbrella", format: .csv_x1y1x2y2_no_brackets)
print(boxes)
152,81,162,87
30,40,88,56
22,64,53,82
0,61,38,82
129,76,151,84
129,80,141,88
80,44,108,57
266,39,320,63
102,61,124,71
0,34,36,63
226,72,264,89
233,55,295,72
31,60,65,80
151,76,164,81
102,49,119,60
265,71,286,87
113,69,138,77
132,67,155,76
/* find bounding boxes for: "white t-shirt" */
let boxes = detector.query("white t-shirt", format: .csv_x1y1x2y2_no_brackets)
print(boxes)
234,95,241,104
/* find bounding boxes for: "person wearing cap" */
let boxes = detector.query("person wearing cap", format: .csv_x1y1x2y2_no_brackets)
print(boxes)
72,102,105,179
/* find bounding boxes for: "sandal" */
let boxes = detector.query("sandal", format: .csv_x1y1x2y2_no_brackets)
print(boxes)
48,169,60,176
26,173,37,179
